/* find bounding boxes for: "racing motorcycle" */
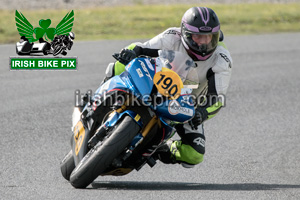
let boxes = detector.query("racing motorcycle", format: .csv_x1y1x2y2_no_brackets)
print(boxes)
60,50,197,188
51,35,74,56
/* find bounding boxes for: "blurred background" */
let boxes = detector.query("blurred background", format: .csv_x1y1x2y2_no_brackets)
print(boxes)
1,0,300,43
1,0,299,9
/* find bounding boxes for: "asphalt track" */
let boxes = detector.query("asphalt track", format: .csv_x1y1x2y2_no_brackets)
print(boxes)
1,33,300,200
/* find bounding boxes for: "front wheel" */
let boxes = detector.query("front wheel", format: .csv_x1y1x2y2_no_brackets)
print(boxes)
53,45,63,56
60,150,75,181
69,116,140,188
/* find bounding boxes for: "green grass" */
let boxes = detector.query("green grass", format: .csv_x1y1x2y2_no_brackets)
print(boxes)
1,3,300,44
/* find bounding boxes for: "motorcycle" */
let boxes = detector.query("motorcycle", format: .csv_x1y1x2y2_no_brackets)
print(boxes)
51,36,73,56
60,50,196,188
16,37,51,55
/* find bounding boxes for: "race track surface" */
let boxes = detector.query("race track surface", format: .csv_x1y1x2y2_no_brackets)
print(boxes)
1,33,300,199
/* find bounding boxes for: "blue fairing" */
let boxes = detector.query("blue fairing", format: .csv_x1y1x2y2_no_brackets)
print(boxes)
94,58,155,99
94,75,128,97
104,110,143,128
93,56,194,123
121,58,155,97
159,117,175,140
155,95,195,123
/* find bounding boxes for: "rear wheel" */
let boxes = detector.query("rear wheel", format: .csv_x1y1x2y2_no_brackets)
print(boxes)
69,116,140,188
60,150,75,181
43,43,51,55
43,50,48,55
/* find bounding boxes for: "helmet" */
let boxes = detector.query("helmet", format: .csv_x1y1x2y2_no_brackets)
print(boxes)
181,7,220,61
68,32,75,40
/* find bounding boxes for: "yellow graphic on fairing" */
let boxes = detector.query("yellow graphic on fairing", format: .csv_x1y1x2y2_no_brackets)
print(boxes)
134,114,141,122
73,121,85,155
153,67,183,99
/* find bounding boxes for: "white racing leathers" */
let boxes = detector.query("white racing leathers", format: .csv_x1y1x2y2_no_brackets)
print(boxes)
129,27,233,165
134,27,233,120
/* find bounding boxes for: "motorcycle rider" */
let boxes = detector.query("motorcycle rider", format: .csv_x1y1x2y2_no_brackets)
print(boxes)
51,32,75,55
102,7,232,167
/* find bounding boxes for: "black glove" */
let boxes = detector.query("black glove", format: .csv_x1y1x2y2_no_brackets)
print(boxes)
118,48,136,65
189,107,208,130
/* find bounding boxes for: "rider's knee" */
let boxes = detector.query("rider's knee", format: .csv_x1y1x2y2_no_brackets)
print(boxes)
182,145,204,165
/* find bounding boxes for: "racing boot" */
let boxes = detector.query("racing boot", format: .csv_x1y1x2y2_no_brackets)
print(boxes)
153,140,177,164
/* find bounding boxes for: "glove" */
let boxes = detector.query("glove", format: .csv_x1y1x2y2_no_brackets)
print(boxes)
189,107,207,130
118,48,136,65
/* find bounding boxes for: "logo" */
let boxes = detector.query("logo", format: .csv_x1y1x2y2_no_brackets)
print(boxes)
168,100,193,116
199,26,212,31
220,53,230,63
165,29,181,36
180,95,195,107
145,59,155,71
10,10,77,70
193,137,205,147
136,68,144,78
74,121,86,155
139,60,152,80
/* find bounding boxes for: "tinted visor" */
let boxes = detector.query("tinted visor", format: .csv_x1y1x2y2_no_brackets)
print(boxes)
184,31,219,56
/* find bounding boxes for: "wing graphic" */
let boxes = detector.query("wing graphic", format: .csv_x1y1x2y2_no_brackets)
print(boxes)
15,10,37,43
55,10,74,36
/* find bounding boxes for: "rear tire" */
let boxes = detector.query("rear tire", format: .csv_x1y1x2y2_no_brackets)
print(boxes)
60,150,75,181
69,116,140,188
43,48,48,55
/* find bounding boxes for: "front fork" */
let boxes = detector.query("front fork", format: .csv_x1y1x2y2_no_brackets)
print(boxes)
87,98,144,149
85,95,163,168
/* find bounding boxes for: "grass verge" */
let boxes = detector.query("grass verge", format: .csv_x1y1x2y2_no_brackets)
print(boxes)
1,3,300,44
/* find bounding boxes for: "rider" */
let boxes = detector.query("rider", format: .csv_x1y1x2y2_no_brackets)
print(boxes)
51,32,75,54
102,7,232,167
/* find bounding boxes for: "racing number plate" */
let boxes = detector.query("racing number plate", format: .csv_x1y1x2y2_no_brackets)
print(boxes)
153,68,183,99
73,121,86,155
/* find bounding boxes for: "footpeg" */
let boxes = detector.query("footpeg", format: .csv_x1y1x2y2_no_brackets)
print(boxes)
147,157,157,168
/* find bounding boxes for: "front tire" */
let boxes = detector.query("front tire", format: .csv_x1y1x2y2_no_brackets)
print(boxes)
60,150,75,181
53,46,63,56
69,116,140,188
